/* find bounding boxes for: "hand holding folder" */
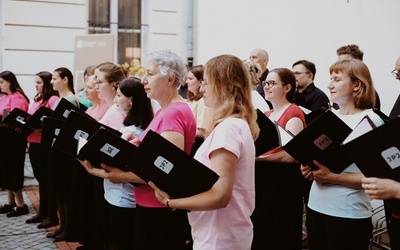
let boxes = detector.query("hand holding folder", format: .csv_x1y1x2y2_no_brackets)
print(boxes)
52,110,121,158
282,109,353,173
126,130,219,198
77,127,137,170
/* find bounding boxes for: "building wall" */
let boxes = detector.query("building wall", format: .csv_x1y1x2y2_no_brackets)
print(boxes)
194,0,400,115
0,0,87,99
1,0,400,116
141,0,190,63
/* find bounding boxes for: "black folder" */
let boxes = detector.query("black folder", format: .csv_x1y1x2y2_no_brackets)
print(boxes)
300,106,327,125
1,106,53,134
1,108,33,135
342,117,400,181
282,109,353,173
41,116,65,147
52,97,90,120
26,106,54,130
126,130,219,198
254,109,280,156
77,127,137,170
52,110,121,157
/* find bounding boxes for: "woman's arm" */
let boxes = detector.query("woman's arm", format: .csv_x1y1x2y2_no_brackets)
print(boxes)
311,160,364,189
101,130,185,184
150,148,238,211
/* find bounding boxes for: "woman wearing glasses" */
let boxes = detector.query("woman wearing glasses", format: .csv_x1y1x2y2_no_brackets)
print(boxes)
301,59,384,250
251,68,306,250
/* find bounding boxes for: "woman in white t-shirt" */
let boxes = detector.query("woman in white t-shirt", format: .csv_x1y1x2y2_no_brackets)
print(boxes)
301,59,384,250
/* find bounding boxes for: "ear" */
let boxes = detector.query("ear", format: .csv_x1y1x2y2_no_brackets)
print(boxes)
166,74,176,87
284,83,292,93
353,80,361,92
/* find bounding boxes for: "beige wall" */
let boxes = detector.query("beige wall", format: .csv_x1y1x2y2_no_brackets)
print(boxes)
1,0,87,99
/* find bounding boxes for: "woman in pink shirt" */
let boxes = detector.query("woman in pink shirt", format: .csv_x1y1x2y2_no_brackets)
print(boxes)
149,55,260,250
0,71,31,217
25,71,59,228
81,50,196,249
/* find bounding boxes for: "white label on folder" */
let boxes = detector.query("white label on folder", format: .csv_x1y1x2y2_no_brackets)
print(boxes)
74,130,89,140
154,156,173,174
381,147,400,169
62,109,71,118
100,143,120,157
54,128,60,136
16,115,26,124
314,134,332,150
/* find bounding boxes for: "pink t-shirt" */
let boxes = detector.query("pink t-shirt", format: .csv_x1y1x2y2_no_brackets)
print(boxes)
188,117,255,250
27,95,59,143
99,103,125,131
134,101,196,207
86,99,109,121
0,92,29,115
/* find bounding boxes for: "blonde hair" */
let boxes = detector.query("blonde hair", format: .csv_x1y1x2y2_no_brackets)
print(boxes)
204,55,259,140
242,60,261,87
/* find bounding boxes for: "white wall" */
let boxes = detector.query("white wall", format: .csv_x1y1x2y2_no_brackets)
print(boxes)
194,0,400,115
142,0,190,63
0,0,87,100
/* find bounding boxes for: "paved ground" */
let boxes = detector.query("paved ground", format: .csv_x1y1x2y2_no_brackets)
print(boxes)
0,157,392,250
0,160,80,250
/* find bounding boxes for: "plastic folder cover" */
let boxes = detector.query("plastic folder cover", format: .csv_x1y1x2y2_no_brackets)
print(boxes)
283,110,353,173
342,117,400,181
127,130,219,198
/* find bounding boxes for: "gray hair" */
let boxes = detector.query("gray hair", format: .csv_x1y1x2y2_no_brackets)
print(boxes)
145,49,187,87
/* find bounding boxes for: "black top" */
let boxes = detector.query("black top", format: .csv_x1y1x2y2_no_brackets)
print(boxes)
389,94,400,119
294,82,330,111
178,84,188,99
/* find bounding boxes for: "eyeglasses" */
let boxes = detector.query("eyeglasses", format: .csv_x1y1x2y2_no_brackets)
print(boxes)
392,69,400,78
200,80,208,88
262,80,284,88
94,76,107,85
292,72,310,76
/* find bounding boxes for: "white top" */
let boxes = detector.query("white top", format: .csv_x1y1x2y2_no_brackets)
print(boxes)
308,109,384,218
188,117,255,250
251,90,270,112
103,124,143,208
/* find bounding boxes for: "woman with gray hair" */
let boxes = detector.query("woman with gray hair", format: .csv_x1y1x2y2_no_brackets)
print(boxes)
98,49,196,249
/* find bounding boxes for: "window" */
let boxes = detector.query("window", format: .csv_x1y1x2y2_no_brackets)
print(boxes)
88,0,141,65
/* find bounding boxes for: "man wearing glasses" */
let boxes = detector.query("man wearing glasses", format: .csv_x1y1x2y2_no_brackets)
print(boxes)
292,60,330,115
389,56,400,119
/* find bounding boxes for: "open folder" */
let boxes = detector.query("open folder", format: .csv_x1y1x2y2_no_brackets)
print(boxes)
52,110,121,157
41,116,65,147
342,117,400,181
1,108,33,135
300,106,328,125
254,109,280,156
282,109,353,173
2,106,54,134
77,127,137,170
52,97,89,120
126,130,219,198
